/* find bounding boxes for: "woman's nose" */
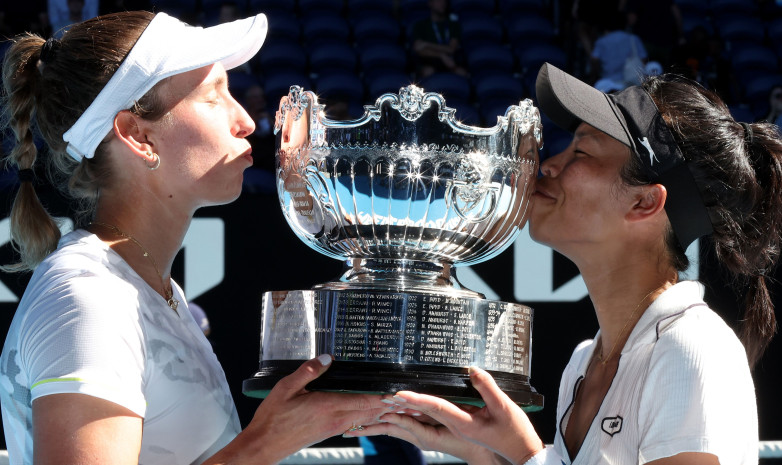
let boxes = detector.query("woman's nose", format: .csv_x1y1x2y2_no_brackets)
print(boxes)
540,152,564,177
232,97,256,138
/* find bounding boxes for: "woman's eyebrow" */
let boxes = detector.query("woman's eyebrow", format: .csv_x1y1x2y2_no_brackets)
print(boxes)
572,130,592,145
215,75,228,89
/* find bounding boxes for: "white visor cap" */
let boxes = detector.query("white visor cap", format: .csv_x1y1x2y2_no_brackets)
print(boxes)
62,12,268,161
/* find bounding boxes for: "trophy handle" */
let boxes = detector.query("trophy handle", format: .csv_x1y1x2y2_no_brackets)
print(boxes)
447,182,499,223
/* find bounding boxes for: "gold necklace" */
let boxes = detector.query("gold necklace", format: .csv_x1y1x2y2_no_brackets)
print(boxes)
91,221,179,312
595,288,658,365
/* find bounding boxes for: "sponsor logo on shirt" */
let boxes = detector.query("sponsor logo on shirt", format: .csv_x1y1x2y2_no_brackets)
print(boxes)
601,416,623,436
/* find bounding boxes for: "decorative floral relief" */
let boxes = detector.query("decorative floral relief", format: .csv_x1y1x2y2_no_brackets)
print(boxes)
274,86,321,134
275,85,543,158
392,85,431,121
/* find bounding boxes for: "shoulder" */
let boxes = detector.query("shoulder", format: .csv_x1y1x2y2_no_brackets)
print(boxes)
11,238,149,394
640,282,744,364
638,305,757,463
26,264,138,319
642,302,754,408
32,229,135,294
653,304,746,367
17,231,143,346
17,275,143,354
593,33,622,51
41,229,113,269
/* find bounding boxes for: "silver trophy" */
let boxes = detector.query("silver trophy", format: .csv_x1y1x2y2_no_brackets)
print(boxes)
243,85,543,408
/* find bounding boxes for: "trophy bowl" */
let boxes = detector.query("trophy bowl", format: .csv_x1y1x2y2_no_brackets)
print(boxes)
244,85,544,408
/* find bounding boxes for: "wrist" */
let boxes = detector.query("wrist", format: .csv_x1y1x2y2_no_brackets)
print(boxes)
461,443,499,464
513,440,546,465
223,423,283,465
518,444,563,465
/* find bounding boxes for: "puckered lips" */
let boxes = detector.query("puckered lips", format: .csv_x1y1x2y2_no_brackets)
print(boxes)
240,146,253,164
532,182,556,202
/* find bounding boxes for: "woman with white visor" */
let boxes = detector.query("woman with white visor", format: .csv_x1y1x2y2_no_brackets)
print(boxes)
0,11,387,465
348,64,782,464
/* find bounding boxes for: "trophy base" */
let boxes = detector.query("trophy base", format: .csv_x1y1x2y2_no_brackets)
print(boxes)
245,288,542,411
243,360,543,411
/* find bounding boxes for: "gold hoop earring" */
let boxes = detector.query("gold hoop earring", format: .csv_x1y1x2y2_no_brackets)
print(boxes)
146,151,160,170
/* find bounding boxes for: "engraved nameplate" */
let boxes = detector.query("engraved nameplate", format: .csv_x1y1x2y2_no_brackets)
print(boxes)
260,289,531,376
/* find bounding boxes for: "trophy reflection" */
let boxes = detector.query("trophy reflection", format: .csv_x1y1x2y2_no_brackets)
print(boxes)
243,85,544,409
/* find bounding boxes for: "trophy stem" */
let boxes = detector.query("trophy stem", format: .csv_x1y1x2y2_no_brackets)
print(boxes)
313,258,484,299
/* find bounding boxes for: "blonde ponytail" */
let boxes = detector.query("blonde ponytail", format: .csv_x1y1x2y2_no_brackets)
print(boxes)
1,12,157,272
2,35,61,271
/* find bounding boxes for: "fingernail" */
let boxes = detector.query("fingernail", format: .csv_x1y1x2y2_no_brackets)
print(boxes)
412,412,422,416
317,354,332,366
342,432,353,438
393,395,408,403
381,399,396,405
396,410,406,414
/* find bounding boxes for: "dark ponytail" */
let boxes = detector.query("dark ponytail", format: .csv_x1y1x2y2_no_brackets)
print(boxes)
637,75,782,367
730,120,782,366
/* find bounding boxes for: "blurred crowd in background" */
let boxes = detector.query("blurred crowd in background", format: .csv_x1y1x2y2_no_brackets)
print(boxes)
2,0,782,188
2,2,782,463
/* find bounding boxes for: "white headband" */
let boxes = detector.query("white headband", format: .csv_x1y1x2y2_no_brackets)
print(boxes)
62,12,268,161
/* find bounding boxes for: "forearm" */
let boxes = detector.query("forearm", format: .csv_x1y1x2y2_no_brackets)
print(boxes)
414,41,455,57
200,425,296,465
199,429,270,465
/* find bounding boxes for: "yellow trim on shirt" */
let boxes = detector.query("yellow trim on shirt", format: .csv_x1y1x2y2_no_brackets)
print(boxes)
31,377,85,389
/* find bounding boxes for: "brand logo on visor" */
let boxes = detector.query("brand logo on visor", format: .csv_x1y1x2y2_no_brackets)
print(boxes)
638,137,658,166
